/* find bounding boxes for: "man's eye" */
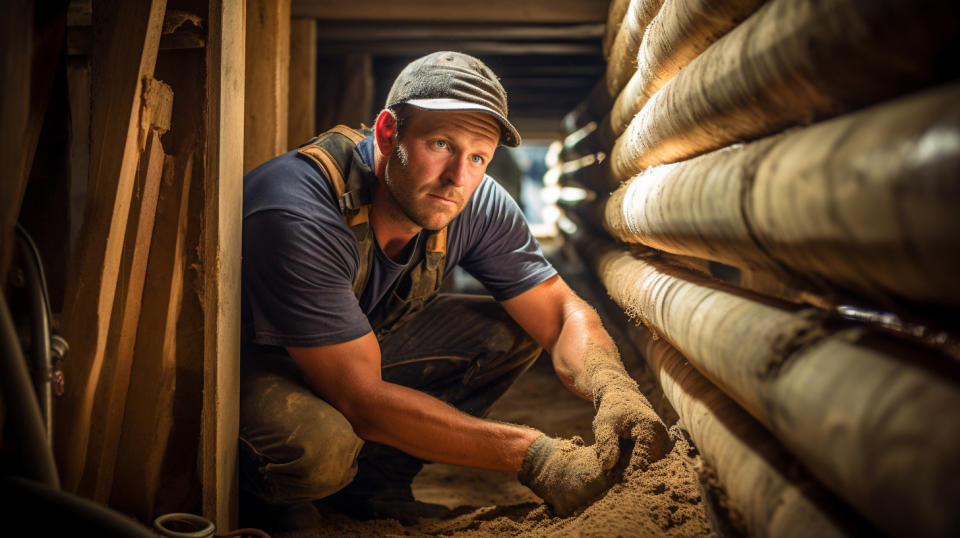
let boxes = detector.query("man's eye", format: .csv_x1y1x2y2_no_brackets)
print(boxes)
434,140,447,149
471,155,485,164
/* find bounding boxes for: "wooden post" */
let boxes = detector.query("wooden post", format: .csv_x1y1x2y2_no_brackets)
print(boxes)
0,0,32,284
203,0,245,529
288,17,316,147
55,0,167,493
243,0,289,173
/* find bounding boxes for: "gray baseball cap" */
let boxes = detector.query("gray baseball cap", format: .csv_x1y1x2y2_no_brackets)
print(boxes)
385,51,521,147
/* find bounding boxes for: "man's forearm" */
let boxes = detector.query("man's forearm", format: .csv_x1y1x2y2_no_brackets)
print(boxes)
342,378,541,472
549,299,620,402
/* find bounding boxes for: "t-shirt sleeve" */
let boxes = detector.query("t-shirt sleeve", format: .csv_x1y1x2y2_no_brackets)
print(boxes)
242,209,372,347
456,178,557,300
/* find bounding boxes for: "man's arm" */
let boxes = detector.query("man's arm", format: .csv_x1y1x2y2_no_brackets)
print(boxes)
501,274,669,470
287,333,540,472
500,274,612,401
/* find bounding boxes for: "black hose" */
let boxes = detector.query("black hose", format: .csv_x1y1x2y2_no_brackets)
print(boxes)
15,223,55,442
2,475,155,536
0,292,60,488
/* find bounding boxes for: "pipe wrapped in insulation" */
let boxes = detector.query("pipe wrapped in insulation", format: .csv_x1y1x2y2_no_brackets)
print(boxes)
645,336,867,537
604,0,663,100
589,242,960,537
606,0,769,144
601,0,631,60
606,83,960,307
609,0,960,181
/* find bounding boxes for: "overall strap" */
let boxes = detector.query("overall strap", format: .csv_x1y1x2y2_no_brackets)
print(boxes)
296,125,448,302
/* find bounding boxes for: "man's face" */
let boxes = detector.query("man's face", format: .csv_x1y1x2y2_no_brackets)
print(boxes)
383,109,500,231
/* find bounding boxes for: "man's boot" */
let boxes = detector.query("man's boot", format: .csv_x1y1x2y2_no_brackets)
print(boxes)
321,442,450,524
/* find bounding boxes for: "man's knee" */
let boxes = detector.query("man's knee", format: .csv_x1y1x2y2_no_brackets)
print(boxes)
241,426,364,504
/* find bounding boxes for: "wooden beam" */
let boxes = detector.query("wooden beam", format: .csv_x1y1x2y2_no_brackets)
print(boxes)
110,149,193,520
243,0,289,173
203,0,244,529
78,78,173,503
67,57,91,263
292,0,611,23
288,18,316,148
0,0,32,283
314,21,604,41
316,40,600,56
17,6,69,245
55,0,167,493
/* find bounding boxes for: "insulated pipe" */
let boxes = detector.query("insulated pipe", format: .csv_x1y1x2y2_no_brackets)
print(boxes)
603,0,663,100
584,239,960,537
605,83,960,307
609,0,960,181
602,0,770,148
0,292,60,488
644,335,867,537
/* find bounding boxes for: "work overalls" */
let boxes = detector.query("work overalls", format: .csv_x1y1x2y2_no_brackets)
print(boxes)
237,126,542,513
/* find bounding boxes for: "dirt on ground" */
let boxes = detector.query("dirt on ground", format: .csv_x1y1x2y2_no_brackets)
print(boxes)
275,354,715,537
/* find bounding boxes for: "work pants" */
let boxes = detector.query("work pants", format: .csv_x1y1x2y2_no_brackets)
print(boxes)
238,293,542,505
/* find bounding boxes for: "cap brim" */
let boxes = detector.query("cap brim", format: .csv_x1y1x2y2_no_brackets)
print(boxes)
405,98,521,147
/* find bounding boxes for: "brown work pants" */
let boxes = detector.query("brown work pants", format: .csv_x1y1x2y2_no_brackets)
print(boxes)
238,293,542,504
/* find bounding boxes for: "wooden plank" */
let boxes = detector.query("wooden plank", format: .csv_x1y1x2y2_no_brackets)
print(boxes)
67,57,91,263
55,0,167,493
243,0,289,173
0,0,31,283
316,53,373,131
316,39,601,56
314,21,605,41
78,78,173,503
18,7,69,205
203,0,245,529
288,18,316,147
292,0,611,23
110,149,193,520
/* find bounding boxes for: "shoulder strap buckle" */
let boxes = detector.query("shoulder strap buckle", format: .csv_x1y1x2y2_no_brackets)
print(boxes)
339,191,364,213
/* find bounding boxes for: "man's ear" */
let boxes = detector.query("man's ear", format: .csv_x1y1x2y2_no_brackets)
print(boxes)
374,109,398,156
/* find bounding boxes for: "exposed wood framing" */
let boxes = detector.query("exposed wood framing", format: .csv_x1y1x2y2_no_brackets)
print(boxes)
202,0,245,529
55,0,167,493
110,150,194,520
0,0,32,283
314,21,604,41
78,79,173,502
288,17,316,148
243,0,289,173
292,0,610,23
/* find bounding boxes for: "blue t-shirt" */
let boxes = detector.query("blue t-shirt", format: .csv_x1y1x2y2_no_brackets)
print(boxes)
241,135,557,348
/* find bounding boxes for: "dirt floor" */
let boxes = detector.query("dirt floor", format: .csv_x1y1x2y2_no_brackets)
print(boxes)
272,247,717,537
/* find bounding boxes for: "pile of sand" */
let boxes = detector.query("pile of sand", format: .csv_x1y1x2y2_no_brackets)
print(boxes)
277,426,714,537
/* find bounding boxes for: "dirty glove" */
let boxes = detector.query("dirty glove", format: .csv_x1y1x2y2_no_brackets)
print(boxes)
586,343,669,470
518,434,615,517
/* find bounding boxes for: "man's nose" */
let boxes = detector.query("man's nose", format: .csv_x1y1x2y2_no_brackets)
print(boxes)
443,155,469,187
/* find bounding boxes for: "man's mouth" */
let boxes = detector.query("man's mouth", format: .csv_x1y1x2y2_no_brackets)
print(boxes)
428,193,458,206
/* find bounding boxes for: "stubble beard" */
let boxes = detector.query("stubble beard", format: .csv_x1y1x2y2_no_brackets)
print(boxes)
384,143,458,231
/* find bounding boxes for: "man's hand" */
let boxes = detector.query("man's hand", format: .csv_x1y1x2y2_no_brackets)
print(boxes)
586,344,670,470
518,434,615,516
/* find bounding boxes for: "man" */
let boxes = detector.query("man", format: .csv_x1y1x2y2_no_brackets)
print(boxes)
240,51,667,526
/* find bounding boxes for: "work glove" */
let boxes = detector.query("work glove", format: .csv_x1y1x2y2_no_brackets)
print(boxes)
518,434,615,517
586,343,669,470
